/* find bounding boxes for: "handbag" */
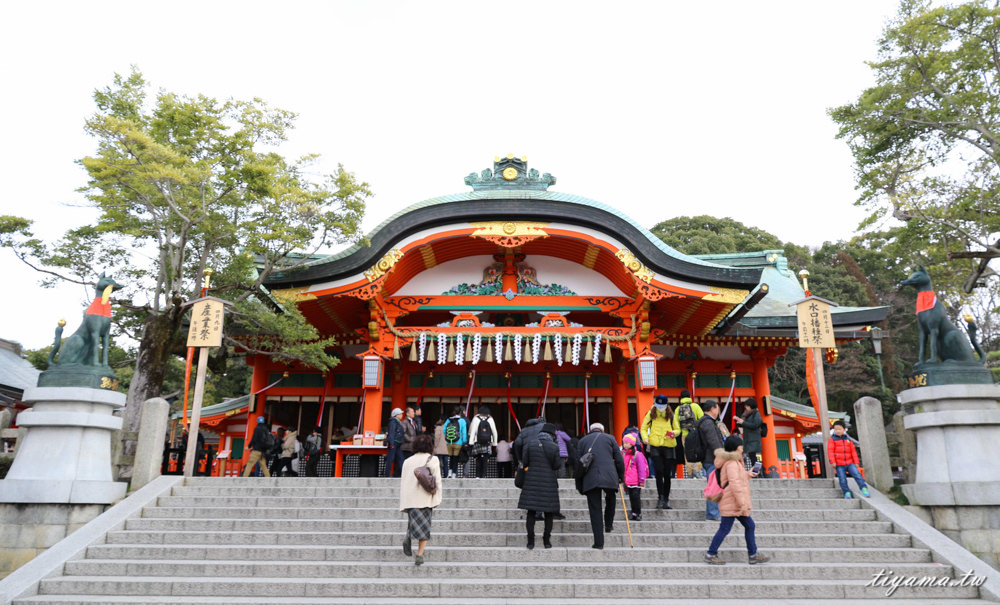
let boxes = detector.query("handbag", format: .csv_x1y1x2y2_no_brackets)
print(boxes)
514,463,527,489
413,454,437,495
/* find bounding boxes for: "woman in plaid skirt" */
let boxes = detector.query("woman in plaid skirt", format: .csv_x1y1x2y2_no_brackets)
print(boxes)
399,434,443,565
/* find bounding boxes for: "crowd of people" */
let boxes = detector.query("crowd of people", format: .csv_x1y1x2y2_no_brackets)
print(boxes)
394,394,777,567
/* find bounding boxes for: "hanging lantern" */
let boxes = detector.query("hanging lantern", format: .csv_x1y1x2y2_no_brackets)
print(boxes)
363,356,384,389
636,356,657,390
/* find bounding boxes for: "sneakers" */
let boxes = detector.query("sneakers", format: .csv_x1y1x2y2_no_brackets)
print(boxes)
414,554,424,566
402,537,412,557
629,513,642,521
844,492,853,499
704,553,726,565
748,553,771,565
860,487,871,497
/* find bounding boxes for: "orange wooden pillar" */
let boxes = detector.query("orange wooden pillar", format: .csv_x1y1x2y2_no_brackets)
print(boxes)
362,384,385,434
752,351,779,475
242,357,270,468
391,363,408,411
611,365,629,438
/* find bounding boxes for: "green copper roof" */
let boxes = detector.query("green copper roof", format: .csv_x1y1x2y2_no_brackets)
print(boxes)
304,189,728,271
772,395,849,422
171,394,249,420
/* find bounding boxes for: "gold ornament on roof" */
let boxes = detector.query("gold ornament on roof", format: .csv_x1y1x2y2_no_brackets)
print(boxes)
614,248,653,283
469,221,549,248
364,248,404,282
703,286,749,305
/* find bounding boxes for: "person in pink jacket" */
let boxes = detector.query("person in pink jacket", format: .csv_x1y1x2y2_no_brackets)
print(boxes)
704,435,770,565
622,433,650,521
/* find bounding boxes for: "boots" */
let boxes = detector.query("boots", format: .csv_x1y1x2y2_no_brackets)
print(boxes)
656,497,666,510
526,515,535,550
543,533,552,549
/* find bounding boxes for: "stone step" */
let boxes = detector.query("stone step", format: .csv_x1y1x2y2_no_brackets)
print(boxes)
125,514,909,547
153,495,863,509
101,531,929,559
180,476,841,488
12,598,991,605
128,506,880,523
87,531,912,560
86,538,916,562
168,485,847,499
61,558,955,581
32,576,982,600
140,503,866,521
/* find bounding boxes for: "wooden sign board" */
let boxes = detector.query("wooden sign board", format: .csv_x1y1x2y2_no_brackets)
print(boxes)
187,299,224,348
796,299,835,349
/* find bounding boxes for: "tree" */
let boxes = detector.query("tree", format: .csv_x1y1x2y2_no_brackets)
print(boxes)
3,68,370,436
829,0,1000,294
650,216,784,256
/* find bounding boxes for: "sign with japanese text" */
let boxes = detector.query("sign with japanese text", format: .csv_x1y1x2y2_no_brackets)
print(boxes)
796,299,834,349
186,299,224,348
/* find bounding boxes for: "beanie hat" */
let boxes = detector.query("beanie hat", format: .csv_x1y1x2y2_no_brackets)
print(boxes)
623,433,637,448
680,389,691,399
541,423,556,436
390,408,403,418
724,435,744,452
257,417,265,424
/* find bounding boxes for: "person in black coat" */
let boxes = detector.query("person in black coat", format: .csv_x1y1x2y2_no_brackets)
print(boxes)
576,423,625,550
517,423,562,549
695,400,726,521
512,416,545,465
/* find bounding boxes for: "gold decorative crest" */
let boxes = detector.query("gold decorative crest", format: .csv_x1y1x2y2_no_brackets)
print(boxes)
364,248,404,282
615,248,653,283
702,286,750,305
271,286,317,303
469,221,550,247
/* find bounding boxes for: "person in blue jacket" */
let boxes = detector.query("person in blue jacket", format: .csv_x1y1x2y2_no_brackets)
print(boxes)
442,406,468,478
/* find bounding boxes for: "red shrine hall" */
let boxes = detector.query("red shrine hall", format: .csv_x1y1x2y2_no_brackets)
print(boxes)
194,156,886,477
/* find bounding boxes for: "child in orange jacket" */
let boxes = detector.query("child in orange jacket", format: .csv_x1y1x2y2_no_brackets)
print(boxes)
828,420,870,499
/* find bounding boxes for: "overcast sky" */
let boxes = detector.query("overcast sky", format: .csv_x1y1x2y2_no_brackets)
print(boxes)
0,1,901,350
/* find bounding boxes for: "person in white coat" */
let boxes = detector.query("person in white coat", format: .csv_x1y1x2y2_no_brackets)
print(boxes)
399,434,443,565
468,405,499,478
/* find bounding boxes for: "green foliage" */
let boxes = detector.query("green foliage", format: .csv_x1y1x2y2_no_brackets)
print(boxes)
0,457,11,480
3,67,371,414
829,0,1000,295
650,216,783,256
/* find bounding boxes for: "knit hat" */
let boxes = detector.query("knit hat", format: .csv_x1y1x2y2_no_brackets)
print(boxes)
541,423,556,436
390,408,403,418
680,389,691,399
589,422,605,432
257,417,265,424
654,395,669,409
622,433,638,448
724,435,744,452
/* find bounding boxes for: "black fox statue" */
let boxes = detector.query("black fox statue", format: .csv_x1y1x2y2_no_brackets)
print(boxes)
899,266,984,366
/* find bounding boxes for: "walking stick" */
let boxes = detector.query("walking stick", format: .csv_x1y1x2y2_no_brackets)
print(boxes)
618,483,634,548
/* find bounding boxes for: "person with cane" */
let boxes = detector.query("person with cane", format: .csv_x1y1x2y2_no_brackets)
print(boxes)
575,422,624,550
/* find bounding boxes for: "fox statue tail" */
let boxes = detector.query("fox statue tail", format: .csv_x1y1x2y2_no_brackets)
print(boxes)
964,315,987,365
48,320,65,365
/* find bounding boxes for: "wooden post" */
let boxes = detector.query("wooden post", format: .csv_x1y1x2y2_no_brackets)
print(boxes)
183,347,210,478
812,347,832,478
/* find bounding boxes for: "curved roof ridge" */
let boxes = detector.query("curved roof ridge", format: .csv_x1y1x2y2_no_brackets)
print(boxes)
304,189,726,270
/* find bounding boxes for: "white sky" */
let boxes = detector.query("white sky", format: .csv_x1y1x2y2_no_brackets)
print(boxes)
0,0,900,350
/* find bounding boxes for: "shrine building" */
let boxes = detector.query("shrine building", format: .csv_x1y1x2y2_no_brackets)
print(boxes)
203,156,886,475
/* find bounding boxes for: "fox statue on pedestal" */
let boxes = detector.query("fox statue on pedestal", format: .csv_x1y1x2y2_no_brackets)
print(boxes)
899,266,985,366
48,272,124,368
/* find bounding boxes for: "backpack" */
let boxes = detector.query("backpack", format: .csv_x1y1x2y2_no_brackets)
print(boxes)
677,403,696,431
703,467,728,502
476,416,494,445
759,416,768,438
444,419,461,444
261,431,276,453
684,419,706,463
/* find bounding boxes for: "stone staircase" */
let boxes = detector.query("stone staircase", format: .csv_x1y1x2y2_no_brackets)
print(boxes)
10,477,992,603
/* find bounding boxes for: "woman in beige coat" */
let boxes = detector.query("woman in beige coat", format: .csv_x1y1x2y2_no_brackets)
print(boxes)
399,434,443,565
704,435,769,565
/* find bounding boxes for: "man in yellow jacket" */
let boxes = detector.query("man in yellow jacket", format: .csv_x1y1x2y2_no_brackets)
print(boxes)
672,389,704,478
641,395,679,509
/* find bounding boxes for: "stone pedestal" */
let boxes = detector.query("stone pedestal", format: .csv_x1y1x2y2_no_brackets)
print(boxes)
901,383,1000,569
900,384,1000,506
0,387,126,504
